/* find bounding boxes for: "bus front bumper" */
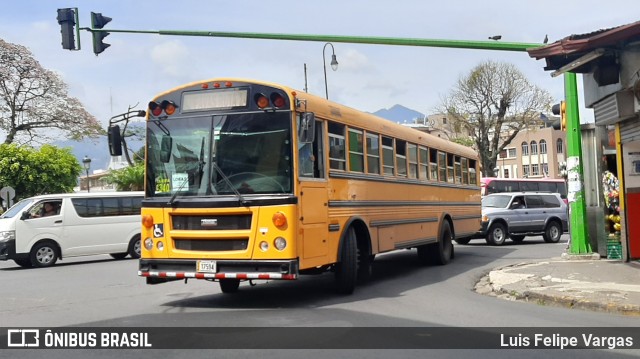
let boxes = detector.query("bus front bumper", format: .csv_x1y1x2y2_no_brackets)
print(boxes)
138,259,299,284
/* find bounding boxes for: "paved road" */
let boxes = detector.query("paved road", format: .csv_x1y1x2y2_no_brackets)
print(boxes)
2,235,638,358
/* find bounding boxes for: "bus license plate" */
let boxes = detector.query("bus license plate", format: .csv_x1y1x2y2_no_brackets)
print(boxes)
197,260,217,273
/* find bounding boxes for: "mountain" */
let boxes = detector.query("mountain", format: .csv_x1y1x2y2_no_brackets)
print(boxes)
372,104,425,124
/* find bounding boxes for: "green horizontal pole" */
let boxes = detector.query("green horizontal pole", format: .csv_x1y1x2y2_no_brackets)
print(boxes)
100,28,542,52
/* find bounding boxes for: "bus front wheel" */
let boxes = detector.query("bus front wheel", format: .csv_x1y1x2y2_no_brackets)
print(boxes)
335,227,358,294
219,279,240,293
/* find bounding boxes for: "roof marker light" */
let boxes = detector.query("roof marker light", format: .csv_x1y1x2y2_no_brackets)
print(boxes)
148,102,162,117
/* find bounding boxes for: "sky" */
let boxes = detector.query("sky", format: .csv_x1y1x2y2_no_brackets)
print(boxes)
1,0,638,130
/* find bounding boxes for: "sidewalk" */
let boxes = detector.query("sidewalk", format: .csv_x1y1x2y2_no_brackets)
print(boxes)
476,257,640,316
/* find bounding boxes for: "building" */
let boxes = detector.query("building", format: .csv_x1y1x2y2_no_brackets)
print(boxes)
78,170,115,192
495,127,567,179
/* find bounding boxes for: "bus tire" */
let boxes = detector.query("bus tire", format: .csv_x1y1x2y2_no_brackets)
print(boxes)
128,235,141,259
487,223,507,246
335,227,358,294
419,220,453,266
219,279,240,293
14,258,33,268
358,251,374,284
543,221,562,243
30,240,59,268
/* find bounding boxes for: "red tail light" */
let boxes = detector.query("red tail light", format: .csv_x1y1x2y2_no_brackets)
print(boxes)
271,93,286,108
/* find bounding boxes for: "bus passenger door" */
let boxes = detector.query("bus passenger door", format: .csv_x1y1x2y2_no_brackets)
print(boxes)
298,121,329,262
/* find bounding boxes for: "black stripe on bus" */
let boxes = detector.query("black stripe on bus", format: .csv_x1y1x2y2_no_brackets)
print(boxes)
370,217,438,227
329,170,481,191
328,224,341,232
394,236,438,249
329,200,480,208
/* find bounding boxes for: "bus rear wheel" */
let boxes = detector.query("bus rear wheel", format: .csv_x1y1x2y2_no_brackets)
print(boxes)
335,227,358,294
219,279,240,293
418,221,453,265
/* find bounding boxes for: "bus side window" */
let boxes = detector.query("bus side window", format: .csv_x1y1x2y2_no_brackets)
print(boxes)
520,181,538,192
299,120,325,179
328,122,346,171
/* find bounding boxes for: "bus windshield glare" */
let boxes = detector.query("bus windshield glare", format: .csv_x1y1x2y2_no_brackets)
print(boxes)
146,112,292,198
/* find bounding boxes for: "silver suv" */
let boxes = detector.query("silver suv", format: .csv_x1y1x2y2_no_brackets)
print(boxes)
462,192,568,246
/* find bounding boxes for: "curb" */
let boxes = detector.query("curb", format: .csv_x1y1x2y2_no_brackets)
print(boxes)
479,262,640,316
492,285,640,316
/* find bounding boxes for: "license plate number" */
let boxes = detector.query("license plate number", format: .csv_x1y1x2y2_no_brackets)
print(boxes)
197,260,217,273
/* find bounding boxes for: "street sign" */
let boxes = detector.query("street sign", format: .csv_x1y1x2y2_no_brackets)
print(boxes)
0,186,16,209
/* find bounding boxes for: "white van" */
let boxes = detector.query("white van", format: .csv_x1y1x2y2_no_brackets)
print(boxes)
0,191,143,268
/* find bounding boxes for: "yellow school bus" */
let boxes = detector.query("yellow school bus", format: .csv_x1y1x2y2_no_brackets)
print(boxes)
109,78,481,294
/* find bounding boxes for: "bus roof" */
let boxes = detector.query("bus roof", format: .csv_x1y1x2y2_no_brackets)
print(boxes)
153,77,479,161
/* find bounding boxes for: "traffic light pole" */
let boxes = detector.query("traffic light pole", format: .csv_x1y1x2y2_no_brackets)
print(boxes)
564,72,591,254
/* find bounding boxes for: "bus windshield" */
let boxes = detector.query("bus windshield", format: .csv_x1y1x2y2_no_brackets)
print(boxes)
146,112,292,198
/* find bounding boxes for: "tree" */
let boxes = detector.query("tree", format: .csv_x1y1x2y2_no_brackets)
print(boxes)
0,144,81,198
104,163,144,191
0,38,102,145
441,61,553,177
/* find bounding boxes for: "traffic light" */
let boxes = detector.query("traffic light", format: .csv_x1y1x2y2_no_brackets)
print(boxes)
56,8,77,50
552,101,567,131
91,12,112,55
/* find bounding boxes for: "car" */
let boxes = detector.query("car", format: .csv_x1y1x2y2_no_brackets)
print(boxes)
458,192,568,246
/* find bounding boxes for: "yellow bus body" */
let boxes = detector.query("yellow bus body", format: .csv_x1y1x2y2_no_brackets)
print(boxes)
137,78,481,292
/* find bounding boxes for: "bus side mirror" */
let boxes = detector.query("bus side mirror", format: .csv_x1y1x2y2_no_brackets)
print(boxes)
160,135,172,163
108,125,123,156
298,112,315,144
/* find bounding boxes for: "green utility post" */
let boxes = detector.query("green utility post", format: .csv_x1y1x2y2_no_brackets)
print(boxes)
564,72,591,253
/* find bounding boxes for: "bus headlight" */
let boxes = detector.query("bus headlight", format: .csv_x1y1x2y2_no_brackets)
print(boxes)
260,241,269,252
157,241,164,251
274,237,287,251
0,230,15,242
144,237,153,250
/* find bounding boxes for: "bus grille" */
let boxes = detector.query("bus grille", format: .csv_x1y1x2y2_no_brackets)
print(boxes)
174,238,249,251
172,214,252,230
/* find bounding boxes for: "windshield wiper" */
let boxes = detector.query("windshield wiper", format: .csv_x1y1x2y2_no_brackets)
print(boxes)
212,163,248,207
167,178,189,206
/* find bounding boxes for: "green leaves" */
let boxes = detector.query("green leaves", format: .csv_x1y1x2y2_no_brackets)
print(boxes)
0,144,81,199
104,163,144,191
